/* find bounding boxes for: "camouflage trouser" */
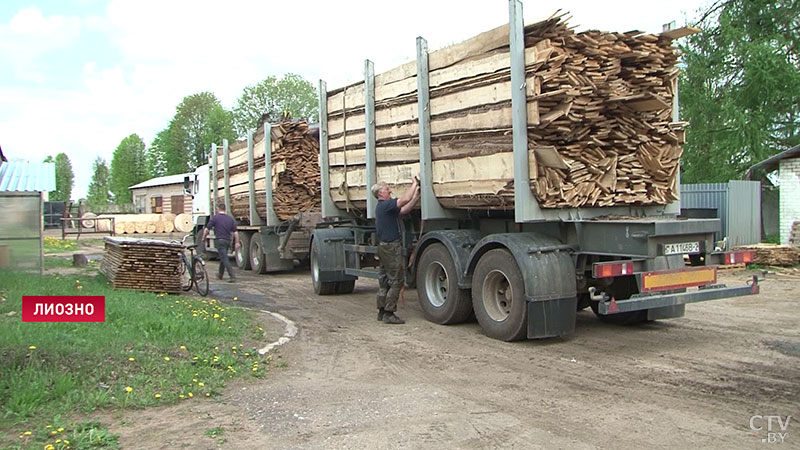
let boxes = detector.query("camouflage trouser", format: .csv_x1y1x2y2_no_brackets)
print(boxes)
377,241,404,313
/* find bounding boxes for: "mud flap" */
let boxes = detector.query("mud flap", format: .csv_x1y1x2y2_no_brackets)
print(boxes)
527,296,577,339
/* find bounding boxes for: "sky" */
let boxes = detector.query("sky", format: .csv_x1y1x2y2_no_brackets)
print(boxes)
0,0,708,200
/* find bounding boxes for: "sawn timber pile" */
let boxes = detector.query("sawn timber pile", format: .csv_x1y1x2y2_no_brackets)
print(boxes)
213,120,321,221
99,237,184,293
325,13,694,210
732,244,800,267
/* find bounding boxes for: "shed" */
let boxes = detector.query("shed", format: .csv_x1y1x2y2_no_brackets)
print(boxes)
746,145,800,244
129,173,193,215
680,180,761,248
0,159,56,273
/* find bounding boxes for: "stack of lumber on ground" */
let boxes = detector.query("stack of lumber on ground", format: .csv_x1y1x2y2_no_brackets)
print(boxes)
212,120,321,221
99,237,184,293
733,244,800,267
325,12,692,211
94,213,181,234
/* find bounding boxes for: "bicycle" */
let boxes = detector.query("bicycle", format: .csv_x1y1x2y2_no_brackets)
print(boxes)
175,234,209,296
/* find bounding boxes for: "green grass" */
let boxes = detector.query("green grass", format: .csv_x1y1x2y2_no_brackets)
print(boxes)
0,270,275,449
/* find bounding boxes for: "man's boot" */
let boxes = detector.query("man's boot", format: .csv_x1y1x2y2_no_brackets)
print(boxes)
382,312,405,324
377,308,386,321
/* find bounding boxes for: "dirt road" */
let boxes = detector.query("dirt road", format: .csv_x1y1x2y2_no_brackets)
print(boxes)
111,264,799,449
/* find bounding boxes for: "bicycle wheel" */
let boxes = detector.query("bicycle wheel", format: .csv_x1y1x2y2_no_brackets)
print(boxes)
193,257,209,296
180,254,193,291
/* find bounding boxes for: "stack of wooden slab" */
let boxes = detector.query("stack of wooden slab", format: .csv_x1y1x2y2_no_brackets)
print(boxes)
325,13,694,211
99,237,184,293
213,120,321,222
733,244,800,267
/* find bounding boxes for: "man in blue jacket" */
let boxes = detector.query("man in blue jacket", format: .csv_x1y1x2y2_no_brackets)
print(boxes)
202,203,241,282
371,176,420,324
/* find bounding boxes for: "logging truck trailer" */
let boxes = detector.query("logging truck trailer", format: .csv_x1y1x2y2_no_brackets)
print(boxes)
309,0,759,341
187,124,322,274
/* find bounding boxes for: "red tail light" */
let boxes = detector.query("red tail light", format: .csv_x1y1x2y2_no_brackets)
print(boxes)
593,261,634,278
724,251,754,265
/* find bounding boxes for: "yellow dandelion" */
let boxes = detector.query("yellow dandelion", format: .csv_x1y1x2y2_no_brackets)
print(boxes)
192,356,199,360
258,327,263,331
179,394,185,399
180,345,186,350
77,285,83,291
164,357,170,361
24,431,32,435
213,313,220,319
205,393,211,397
28,345,36,350
244,352,250,357
233,296,238,301
46,425,52,429
188,392,193,398
198,382,205,387
154,393,161,399
50,430,57,435
128,357,135,362
63,440,70,445
192,378,198,383
192,313,198,317
56,439,62,443
214,346,219,350
125,386,133,393
252,367,258,372
57,428,64,433
221,318,226,322
45,445,54,450
75,279,80,283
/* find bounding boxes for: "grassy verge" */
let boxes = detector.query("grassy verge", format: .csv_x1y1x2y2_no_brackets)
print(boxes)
0,270,278,449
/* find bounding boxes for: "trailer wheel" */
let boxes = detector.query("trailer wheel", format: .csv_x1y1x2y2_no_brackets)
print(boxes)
589,275,648,325
250,232,267,274
471,249,527,341
311,238,337,295
417,244,472,324
236,232,251,270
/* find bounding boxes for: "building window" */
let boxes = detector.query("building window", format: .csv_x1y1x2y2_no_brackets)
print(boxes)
150,196,163,213
171,195,185,214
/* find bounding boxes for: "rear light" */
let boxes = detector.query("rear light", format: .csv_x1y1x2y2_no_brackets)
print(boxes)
593,261,634,278
724,251,754,265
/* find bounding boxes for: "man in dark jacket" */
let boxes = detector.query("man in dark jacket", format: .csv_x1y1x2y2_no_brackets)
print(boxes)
202,203,241,282
371,176,420,324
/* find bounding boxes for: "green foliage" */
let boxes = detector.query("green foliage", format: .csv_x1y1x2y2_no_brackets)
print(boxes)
86,157,111,210
0,270,275,448
679,0,800,182
109,134,149,205
232,74,318,137
148,93,235,176
44,154,74,202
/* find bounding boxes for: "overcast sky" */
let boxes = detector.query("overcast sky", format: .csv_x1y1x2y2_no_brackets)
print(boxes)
0,0,708,200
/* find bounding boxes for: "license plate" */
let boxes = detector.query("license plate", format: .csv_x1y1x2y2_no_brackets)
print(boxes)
664,241,700,255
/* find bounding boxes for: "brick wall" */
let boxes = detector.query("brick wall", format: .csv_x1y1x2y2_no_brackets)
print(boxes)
779,157,800,244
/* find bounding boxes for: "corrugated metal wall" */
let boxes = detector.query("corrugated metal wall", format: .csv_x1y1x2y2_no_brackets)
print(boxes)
680,181,761,246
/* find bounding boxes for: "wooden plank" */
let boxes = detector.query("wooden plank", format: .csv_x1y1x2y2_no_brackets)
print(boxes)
659,26,701,41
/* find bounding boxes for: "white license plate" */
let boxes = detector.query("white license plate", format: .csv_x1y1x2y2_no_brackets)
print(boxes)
664,241,700,255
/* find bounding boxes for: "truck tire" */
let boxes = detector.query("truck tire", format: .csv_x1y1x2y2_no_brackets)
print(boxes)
589,276,648,325
311,238,336,295
250,232,267,274
236,232,251,270
335,280,356,294
195,229,209,260
471,249,527,341
417,244,472,324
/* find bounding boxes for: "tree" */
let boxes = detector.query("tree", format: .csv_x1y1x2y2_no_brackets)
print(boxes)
44,153,74,202
232,74,318,136
87,157,111,209
679,0,800,182
148,93,235,176
110,134,149,205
